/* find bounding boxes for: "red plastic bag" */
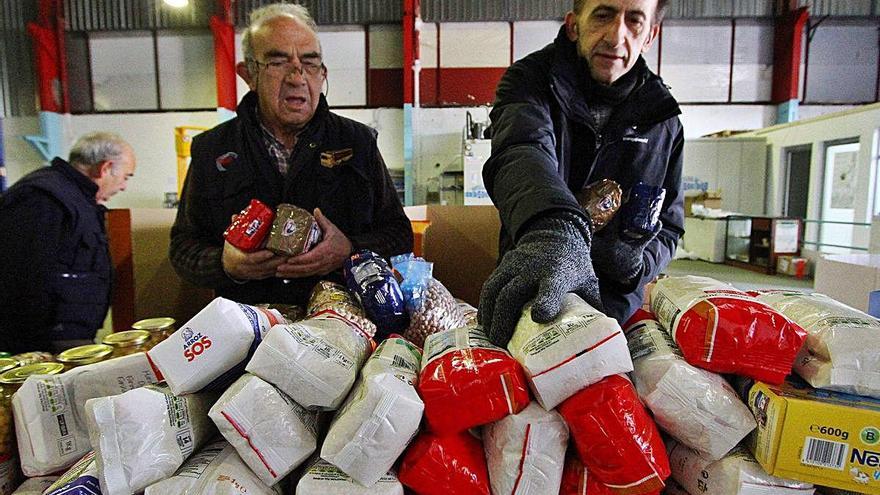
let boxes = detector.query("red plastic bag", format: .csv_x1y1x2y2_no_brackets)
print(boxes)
558,375,670,495
561,453,662,495
223,199,274,252
418,327,530,434
650,276,807,384
398,430,491,495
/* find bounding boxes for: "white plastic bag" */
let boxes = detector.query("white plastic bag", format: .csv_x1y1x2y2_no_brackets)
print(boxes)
13,352,161,476
147,297,283,395
508,293,632,410
321,337,423,486
84,385,217,495
296,458,404,495
209,374,319,485
42,451,99,495
667,439,815,494
144,439,281,495
246,310,372,410
624,311,755,460
483,401,569,495
754,290,880,398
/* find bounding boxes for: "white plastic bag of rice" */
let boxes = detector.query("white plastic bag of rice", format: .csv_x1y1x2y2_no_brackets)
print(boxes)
147,297,283,395
667,439,815,495
11,477,57,495
84,384,217,495
483,401,569,495
754,290,880,398
144,439,282,495
209,374,319,486
321,337,423,486
296,458,404,495
14,352,161,476
246,309,372,410
624,310,755,460
507,293,632,410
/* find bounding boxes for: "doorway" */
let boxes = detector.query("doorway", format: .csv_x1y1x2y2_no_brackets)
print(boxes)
783,146,811,219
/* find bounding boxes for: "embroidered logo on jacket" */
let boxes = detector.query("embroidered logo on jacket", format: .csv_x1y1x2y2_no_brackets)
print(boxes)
320,148,354,168
215,152,238,171
622,137,649,144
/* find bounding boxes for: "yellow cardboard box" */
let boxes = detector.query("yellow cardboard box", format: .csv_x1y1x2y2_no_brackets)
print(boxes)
747,377,880,494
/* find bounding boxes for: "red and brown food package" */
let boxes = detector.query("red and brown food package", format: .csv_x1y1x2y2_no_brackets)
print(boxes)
399,430,491,495
223,199,275,252
266,203,322,256
575,179,623,231
558,375,670,495
418,327,531,434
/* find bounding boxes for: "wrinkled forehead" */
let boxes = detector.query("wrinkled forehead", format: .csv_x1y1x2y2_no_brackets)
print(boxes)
578,0,658,21
252,15,322,59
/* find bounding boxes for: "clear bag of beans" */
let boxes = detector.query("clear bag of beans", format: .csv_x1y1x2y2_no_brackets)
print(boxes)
393,254,468,348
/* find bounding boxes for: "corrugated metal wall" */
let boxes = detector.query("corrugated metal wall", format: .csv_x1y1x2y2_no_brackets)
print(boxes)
0,0,37,117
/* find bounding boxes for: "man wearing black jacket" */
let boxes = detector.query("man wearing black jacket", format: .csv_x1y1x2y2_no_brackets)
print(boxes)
170,3,412,305
480,0,684,345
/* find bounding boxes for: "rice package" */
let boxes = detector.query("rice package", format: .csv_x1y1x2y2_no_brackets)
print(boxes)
483,401,569,495
650,276,807,384
144,439,282,495
508,293,632,410
558,374,670,495
560,454,660,495
307,280,377,338
623,310,755,460
209,374,319,485
84,385,217,495
14,352,161,476
321,337,423,486
147,297,283,395
754,290,880,398
418,326,530,434
398,430,491,495
296,458,404,495
42,451,99,495
667,439,815,494
11,477,57,495
246,309,372,410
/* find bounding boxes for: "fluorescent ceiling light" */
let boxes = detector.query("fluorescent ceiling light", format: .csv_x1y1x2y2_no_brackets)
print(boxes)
163,0,189,7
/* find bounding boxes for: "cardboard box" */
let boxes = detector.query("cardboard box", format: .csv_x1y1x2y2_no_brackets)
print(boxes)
778,255,811,278
746,377,880,494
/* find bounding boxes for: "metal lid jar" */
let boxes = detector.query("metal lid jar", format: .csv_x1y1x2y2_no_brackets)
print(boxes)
56,344,113,370
132,317,177,346
102,330,151,357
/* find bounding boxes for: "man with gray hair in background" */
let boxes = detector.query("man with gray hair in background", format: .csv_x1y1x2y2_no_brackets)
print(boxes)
0,132,136,352
170,3,411,306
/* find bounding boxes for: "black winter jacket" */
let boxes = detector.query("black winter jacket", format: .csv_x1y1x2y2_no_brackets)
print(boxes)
484,27,685,325
170,91,412,305
0,158,112,351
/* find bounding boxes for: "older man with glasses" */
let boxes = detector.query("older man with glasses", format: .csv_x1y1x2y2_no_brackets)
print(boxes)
170,3,412,307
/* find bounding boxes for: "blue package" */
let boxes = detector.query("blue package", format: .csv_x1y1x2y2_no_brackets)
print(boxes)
621,182,665,240
44,451,101,495
391,253,434,312
344,250,409,340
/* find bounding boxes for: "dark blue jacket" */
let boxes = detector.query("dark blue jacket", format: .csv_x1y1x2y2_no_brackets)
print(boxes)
484,27,685,325
0,158,111,351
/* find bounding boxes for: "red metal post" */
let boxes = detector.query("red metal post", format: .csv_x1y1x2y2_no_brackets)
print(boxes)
771,5,809,103
402,0,417,105
27,0,67,113
211,0,237,111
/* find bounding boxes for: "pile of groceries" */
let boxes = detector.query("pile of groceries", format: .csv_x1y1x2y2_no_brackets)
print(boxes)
1,245,880,495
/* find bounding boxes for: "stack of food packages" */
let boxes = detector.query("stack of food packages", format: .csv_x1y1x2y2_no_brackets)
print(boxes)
5,266,880,495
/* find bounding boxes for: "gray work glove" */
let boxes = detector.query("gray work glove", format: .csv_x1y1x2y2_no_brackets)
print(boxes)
591,219,662,284
479,212,603,347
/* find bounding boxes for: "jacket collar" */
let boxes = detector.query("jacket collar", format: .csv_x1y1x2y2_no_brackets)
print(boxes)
237,90,330,142
51,157,99,205
549,26,680,128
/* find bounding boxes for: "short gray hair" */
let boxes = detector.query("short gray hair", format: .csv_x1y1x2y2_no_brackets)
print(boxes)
68,132,130,171
242,3,319,63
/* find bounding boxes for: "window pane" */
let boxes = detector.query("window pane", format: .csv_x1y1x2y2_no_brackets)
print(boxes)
660,20,731,102
90,31,157,111
319,26,366,106
157,31,216,109
513,21,559,62
66,32,93,112
806,20,879,103
731,20,773,102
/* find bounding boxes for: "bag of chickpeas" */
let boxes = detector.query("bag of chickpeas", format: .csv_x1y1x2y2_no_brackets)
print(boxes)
392,254,468,348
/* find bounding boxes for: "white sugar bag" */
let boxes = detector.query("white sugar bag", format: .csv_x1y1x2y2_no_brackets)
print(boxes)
296,458,404,495
508,293,632,410
755,290,880,398
667,439,815,495
483,401,569,495
246,310,372,410
13,352,161,476
321,337,423,486
11,477,57,495
84,385,217,495
624,312,755,460
209,374,319,485
145,439,281,495
147,297,283,395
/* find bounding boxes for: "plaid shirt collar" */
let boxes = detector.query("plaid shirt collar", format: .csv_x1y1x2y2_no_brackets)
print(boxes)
257,111,293,176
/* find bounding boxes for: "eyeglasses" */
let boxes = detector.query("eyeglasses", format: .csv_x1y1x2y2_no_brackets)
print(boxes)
250,57,324,78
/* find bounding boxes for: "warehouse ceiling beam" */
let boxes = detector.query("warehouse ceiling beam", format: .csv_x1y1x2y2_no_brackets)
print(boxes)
771,0,809,124
210,0,237,119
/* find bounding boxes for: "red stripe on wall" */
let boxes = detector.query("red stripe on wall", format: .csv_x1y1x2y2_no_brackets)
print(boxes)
420,68,439,106
368,68,404,107
418,67,507,106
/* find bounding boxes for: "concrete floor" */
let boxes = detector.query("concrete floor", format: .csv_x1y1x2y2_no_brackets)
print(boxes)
662,259,814,292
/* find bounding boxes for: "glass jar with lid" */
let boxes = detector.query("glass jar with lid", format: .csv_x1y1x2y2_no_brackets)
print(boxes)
132,317,177,347
102,330,151,357
56,344,113,371
10,351,55,366
0,362,65,474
